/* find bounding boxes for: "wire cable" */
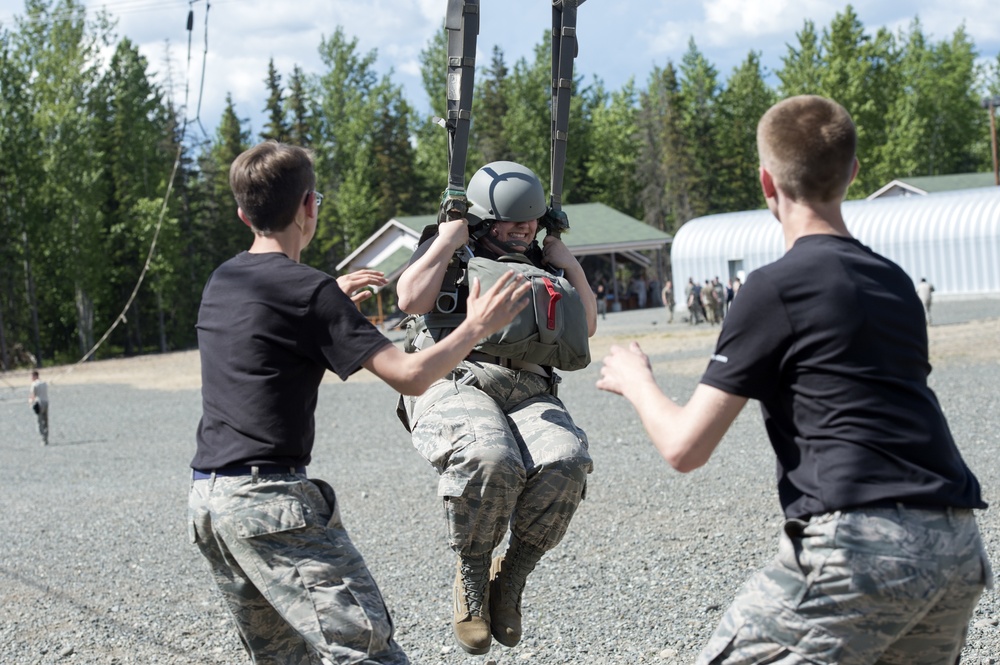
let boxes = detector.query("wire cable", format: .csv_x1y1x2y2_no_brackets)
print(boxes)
43,1,205,384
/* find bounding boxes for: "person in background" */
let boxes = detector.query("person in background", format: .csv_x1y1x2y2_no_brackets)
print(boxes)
917,277,935,325
28,370,49,446
595,278,608,320
661,280,675,324
598,95,990,664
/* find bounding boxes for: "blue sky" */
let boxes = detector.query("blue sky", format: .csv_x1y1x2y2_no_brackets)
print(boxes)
1,0,998,139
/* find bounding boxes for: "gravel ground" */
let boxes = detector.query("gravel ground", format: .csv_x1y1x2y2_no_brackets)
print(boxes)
1,298,999,664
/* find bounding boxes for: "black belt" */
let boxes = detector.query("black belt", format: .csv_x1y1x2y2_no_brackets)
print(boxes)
467,352,514,368
192,465,306,480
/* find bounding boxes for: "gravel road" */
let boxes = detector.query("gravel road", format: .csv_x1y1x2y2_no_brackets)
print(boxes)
2,298,999,664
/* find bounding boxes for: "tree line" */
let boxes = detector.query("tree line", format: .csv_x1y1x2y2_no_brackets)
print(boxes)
1,0,998,369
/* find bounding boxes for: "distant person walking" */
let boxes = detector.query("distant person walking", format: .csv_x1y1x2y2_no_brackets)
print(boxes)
917,277,935,325
28,370,49,446
661,280,675,323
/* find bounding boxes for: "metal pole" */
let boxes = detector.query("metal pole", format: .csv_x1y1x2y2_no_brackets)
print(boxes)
983,95,1000,187
990,100,999,187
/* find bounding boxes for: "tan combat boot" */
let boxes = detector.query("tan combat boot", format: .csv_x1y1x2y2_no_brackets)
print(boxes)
453,555,492,654
489,537,544,648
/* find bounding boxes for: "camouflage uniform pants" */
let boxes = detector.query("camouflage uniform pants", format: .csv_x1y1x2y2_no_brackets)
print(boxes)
409,362,592,558
697,505,992,665
35,402,49,443
188,470,408,665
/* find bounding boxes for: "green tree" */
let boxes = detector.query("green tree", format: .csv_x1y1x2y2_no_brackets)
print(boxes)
777,20,823,96
679,38,721,218
370,83,422,232
927,26,986,174
635,62,693,233
819,6,899,196
94,37,174,354
311,28,421,266
473,46,513,165
585,79,640,216
14,0,113,361
716,51,776,212
502,38,551,190
413,25,449,213
261,58,289,142
285,64,313,146
193,94,251,277
0,25,46,367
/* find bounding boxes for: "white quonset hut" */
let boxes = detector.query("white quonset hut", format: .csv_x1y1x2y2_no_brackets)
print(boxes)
671,187,1000,301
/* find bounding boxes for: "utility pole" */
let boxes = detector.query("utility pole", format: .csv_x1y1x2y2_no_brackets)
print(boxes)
983,95,1000,186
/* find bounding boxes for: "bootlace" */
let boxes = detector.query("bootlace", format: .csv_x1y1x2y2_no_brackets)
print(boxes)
501,541,541,611
460,556,490,616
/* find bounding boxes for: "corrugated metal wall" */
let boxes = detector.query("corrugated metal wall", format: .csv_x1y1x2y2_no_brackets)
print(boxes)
671,187,1000,299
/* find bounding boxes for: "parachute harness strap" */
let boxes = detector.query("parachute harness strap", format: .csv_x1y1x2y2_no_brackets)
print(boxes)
548,0,581,228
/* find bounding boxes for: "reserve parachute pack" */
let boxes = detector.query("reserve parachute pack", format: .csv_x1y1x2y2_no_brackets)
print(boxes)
406,254,591,371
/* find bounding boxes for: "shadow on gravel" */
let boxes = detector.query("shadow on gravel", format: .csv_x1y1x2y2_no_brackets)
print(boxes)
42,438,108,448
0,567,196,662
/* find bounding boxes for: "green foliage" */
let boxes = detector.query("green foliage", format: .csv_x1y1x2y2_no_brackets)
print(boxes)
285,65,314,146
473,46,514,165
716,52,776,212
501,36,552,189
0,1,996,366
778,21,823,96
412,25,449,213
679,38,721,219
635,62,692,233
585,79,640,217
261,58,289,142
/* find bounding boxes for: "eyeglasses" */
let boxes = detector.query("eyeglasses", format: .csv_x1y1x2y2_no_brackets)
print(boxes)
313,191,324,207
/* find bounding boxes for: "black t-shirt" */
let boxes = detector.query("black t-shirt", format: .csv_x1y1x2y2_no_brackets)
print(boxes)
191,252,392,470
700,234,985,519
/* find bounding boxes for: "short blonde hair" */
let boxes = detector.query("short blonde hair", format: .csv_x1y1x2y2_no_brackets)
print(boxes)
757,95,856,203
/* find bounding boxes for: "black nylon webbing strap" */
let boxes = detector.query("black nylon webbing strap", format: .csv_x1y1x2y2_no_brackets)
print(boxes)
549,0,579,214
438,0,480,296
544,0,582,239
444,0,479,196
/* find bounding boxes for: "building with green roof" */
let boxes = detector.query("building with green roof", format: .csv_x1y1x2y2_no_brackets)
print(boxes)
336,203,672,324
867,173,998,199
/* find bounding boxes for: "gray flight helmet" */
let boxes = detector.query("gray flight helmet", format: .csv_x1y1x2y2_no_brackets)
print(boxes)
465,161,547,229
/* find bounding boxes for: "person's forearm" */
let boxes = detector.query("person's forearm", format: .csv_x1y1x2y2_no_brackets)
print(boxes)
621,384,696,470
623,382,744,473
564,263,598,335
380,317,488,395
397,239,459,314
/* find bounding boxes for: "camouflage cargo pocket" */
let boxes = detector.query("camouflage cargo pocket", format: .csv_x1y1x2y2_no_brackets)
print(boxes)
231,499,307,539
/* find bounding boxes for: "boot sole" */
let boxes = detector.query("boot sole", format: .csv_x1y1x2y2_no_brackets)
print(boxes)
454,633,492,656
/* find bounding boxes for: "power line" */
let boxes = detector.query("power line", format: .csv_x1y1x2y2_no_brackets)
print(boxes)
0,0,234,24
50,0,212,381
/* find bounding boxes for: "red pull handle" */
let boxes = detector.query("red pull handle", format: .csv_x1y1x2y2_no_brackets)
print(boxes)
542,278,561,330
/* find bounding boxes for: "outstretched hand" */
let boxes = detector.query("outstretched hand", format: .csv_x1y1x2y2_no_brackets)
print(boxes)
466,270,531,336
596,342,654,397
337,269,388,305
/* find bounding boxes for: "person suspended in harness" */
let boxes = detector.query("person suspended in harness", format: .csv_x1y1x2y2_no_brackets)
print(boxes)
396,160,597,655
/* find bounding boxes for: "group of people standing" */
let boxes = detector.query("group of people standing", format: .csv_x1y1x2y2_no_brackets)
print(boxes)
180,94,988,665
682,276,740,325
